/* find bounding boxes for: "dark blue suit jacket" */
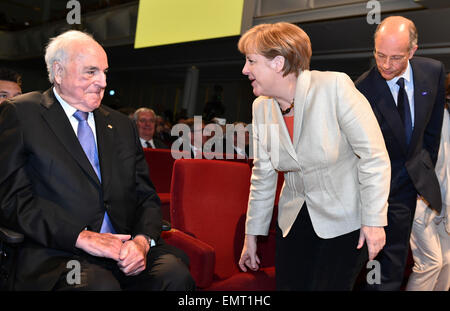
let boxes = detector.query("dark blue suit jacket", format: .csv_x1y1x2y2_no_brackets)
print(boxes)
356,56,446,212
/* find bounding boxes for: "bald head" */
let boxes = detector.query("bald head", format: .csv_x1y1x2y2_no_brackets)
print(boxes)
373,16,418,81
375,16,418,51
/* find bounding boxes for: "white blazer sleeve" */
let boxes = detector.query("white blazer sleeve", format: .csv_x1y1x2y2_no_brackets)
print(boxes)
246,99,278,236
335,73,391,227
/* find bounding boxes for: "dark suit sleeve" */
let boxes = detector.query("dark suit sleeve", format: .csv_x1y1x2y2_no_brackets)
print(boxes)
423,62,446,165
154,138,169,149
0,102,84,252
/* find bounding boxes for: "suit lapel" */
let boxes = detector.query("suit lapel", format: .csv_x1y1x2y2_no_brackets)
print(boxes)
40,89,101,186
372,70,408,155
94,107,114,192
267,70,311,164
292,70,310,152
270,98,298,162
409,60,429,155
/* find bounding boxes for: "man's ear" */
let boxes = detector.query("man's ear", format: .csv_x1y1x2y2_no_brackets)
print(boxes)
408,45,418,59
53,61,64,84
271,55,285,73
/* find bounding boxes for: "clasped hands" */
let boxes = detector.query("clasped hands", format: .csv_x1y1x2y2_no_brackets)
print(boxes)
75,230,150,276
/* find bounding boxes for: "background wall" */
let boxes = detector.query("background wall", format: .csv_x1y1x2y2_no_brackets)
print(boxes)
1,0,449,125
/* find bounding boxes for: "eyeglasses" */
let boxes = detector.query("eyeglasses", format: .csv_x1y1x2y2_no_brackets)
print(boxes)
138,118,155,124
373,51,408,64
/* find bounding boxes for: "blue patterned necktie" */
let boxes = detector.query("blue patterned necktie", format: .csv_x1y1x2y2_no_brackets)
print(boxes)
73,110,115,233
396,78,413,145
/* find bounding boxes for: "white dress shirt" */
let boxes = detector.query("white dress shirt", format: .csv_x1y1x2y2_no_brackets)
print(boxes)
53,87,98,143
140,137,155,148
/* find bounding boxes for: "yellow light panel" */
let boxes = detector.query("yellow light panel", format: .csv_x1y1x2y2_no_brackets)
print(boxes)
135,0,244,49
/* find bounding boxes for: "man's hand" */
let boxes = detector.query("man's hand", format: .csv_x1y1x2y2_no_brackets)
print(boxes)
357,225,386,260
117,235,150,276
75,230,131,261
238,234,260,272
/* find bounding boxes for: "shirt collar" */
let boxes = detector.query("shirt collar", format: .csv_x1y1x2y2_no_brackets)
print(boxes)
53,87,94,120
53,87,78,119
386,60,412,87
140,137,153,144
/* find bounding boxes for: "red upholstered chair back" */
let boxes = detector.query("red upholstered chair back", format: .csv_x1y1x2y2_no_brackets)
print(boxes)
143,148,176,193
170,159,252,281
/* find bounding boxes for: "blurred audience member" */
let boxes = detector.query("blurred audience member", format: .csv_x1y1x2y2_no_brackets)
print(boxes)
224,121,250,159
0,67,22,104
134,107,168,149
117,106,136,119
172,117,206,158
203,85,225,124
155,114,175,146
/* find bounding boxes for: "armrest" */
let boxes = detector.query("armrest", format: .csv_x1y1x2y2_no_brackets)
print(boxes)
161,229,215,288
0,226,24,244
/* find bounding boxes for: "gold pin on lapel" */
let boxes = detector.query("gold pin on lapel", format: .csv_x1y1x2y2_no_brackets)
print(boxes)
107,124,113,129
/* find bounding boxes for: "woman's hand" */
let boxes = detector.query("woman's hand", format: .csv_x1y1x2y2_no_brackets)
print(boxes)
357,226,386,260
238,234,260,272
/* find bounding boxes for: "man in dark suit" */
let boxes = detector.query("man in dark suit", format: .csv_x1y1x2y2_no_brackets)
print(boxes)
134,107,169,149
356,16,446,290
0,30,194,290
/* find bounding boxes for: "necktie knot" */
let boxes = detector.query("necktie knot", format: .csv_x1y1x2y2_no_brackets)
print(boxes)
397,77,405,89
73,110,89,122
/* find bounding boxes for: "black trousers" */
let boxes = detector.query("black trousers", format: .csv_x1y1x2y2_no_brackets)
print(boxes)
364,181,417,291
276,203,368,291
53,241,195,291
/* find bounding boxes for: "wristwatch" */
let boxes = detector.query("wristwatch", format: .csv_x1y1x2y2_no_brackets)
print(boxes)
134,234,155,247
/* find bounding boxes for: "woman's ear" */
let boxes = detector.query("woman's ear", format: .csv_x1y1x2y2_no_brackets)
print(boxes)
271,55,285,73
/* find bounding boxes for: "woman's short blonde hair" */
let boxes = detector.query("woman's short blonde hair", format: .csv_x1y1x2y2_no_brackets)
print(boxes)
238,22,312,76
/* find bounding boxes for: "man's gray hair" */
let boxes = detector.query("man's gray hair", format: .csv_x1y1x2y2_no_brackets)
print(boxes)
133,107,156,121
44,30,95,84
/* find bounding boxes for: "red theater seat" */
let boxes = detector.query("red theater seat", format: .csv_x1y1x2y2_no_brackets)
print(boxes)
143,148,178,220
162,159,276,290
143,148,175,193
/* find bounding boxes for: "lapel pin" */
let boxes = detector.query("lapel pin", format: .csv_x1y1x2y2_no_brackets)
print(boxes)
107,124,113,129
422,91,428,96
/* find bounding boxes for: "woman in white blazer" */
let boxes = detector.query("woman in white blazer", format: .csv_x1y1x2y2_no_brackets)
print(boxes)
237,22,391,290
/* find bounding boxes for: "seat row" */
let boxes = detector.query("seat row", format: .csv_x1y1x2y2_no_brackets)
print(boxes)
143,148,279,290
